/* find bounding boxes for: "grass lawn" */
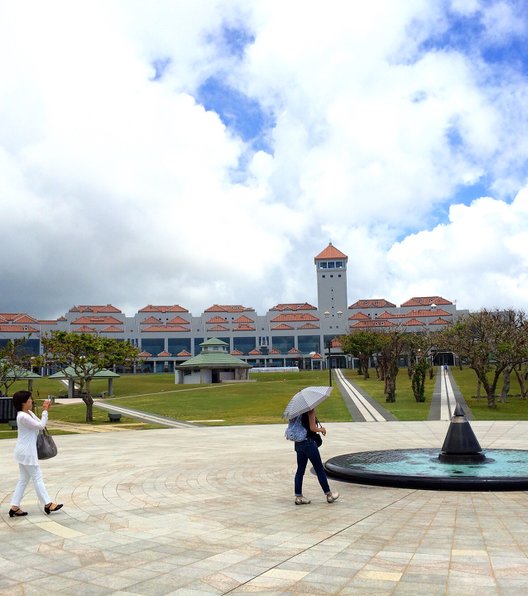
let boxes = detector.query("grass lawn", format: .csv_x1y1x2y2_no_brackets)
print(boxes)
3,367,528,438
342,368,435,421
450,367,528,420
102,371,352,426
1,371,351,431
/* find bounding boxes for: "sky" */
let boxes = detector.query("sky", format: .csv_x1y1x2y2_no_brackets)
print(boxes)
1,0,528,319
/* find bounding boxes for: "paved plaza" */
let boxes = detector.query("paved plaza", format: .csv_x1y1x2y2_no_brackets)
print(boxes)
2,420,528,595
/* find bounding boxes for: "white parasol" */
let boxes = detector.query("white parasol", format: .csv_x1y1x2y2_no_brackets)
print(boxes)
282,386,333,420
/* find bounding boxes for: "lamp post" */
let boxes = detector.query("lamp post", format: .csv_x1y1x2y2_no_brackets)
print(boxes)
327,339,332,386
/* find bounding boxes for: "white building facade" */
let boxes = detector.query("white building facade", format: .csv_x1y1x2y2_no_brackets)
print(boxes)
0,243,467,371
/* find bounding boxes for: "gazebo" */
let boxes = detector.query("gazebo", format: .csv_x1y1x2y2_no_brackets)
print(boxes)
0,362,41,394
48,367,120,398
175,338,251,384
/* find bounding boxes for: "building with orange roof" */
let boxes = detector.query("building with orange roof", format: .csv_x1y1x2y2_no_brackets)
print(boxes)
0,243,467,372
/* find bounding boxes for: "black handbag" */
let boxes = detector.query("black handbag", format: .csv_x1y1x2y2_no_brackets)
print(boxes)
314,417,323,447
37,428,58,460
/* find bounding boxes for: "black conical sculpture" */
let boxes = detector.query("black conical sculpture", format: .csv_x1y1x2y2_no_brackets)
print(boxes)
438,404,486,463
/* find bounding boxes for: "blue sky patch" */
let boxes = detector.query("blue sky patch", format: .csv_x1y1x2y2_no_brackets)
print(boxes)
197,76,273,150
150,57,172,81
222,25,255,59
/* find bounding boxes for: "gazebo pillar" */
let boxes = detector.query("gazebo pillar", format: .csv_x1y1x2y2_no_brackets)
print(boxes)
108,378,114,396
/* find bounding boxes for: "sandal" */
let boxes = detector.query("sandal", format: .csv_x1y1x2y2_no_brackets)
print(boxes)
44,503,63,515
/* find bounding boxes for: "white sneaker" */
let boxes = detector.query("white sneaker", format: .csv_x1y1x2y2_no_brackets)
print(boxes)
326,492,339,503
295,496,311,505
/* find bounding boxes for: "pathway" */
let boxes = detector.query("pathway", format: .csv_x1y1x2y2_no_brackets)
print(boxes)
335,367,471,423
429,366,470,421
2,422,528,594
334,368,395,422
93,401,197,429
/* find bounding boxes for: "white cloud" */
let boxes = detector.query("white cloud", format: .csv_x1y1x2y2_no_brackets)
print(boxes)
1,0,528,318
386,187,528,309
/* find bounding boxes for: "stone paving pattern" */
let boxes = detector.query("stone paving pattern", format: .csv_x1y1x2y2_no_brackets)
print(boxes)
2,421,528,594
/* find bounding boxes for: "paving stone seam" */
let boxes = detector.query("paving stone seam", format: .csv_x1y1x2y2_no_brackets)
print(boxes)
221,489,417,594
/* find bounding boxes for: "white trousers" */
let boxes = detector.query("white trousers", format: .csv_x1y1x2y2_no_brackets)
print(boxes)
11,463,50,506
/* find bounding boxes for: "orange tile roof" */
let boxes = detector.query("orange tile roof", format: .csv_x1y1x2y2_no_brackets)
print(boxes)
349,312,371,320
298,323,319,329
142,325,189,332
270,313,319,323
100,326,123,333
350,320,395,329
349,299,396,309
311,352,322,359
248,348,261,355
288,347,301,354
234,315,254,323
271,323,294,330
0,313,39,324
314,242,348,260
177,350,192,357
72,316,123,325
208,324,229,332
400,296,452,307
138,351,152,357
72,325,97,333
404,319,425,326
330,338,342,348
206,316,228,324
167,316,190,325
430,317,452,325
230,349,243,356
157,351,171,357
270,303,317,311
70,305,122,313
38,320,58,325
235,324,256,331
0,324,39,333
204,304,254,313
141,316,162,324
138,305,188,313
269,348,281,354
401,308,451,318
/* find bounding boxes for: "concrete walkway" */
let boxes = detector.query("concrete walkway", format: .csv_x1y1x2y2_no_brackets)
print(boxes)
94,402,197,429
334,369,395,422
2,421,528,594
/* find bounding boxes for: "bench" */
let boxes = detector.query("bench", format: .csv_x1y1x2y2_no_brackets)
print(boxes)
108,413,122,422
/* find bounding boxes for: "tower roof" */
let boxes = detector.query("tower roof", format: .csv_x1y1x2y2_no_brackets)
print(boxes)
314,242,348,261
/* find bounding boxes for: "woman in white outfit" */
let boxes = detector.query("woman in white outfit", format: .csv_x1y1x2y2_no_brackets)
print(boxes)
9,390,63,517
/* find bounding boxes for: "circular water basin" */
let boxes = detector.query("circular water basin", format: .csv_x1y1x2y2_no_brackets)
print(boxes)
324,449,528,491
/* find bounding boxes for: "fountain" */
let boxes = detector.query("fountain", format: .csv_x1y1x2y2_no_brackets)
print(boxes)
324,406,528,490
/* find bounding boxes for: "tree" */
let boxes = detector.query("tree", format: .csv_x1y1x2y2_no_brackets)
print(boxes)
0,337,34,396
40,332,140,422
405,332,435,402
340,330,381,379
438,309,528,408
375,327,407,403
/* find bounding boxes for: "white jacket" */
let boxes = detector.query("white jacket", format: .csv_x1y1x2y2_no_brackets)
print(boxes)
14,410,48,466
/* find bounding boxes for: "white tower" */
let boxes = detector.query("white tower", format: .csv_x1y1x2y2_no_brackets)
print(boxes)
314,243,348,319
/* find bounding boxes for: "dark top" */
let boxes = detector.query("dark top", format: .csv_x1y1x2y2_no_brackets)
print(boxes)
301,412,319,442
